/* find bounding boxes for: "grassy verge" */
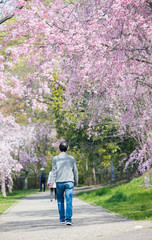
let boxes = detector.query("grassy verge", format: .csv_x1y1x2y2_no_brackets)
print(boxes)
77,175,152,220
0,189,39,215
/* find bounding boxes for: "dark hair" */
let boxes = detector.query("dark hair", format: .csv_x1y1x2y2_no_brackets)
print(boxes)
59,141,68,152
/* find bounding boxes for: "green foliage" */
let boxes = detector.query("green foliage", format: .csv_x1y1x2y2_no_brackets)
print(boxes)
49,74,137,184
105,191,127,203
0,98,29,124
95,187,111,196
141,204,146,211
77,175,152,220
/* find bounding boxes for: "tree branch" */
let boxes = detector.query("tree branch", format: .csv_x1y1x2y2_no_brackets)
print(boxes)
137,79,152,89
0,0,28,25
0,13,14,24
130,57,152,65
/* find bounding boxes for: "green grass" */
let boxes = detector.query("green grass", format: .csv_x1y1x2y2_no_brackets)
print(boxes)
0,189,39,215
77,175,152,220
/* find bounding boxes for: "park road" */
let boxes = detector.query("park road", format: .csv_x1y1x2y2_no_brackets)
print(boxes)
0,187,152,240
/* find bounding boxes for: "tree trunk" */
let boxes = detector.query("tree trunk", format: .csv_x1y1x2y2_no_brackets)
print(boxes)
111,162,115,182
85,158,88,172
8,178,13,193
81,153,89,181
24,171,28,189
1,171,6,197
110,153,115,182
92,161,96,184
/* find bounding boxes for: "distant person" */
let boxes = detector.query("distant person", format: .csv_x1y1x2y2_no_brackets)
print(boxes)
50,141,78,225
47,171,57,201
40,168,46,192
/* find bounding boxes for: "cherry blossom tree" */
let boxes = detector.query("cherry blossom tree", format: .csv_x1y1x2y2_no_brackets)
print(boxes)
0,0,152,176
0,114,56,194
14,123,56,189
0,113,23,196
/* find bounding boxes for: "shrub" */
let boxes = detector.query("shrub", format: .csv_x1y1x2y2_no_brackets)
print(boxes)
141,204,146,211
95,187,111,196
105,191,127,203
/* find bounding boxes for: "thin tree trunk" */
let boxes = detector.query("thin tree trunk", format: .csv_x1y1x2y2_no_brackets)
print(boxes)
81,153,89,182
92,161,96,184
81,153,88,172
8,178,13,193
110,153,115,182
24,171,28,189
1,171,6,197
85,158,88,172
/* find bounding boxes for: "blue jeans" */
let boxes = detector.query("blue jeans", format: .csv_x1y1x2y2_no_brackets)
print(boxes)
56,182,74,222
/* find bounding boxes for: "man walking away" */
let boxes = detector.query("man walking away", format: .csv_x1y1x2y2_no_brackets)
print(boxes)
50,141,78,225
40,168,46,192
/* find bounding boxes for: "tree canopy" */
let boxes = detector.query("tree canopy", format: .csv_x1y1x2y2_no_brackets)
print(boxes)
0,0,152,195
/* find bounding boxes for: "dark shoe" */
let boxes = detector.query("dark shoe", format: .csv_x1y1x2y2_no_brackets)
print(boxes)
66,221,73,226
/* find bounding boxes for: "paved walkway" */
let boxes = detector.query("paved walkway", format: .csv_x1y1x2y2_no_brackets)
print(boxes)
0,188,152,240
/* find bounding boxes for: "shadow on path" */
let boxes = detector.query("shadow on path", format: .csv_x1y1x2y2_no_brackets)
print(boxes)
0,188,151,240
